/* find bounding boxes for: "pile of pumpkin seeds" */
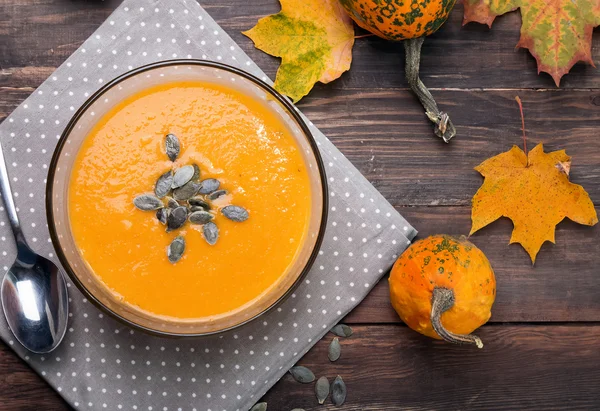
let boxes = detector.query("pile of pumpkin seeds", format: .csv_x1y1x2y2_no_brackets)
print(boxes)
133,133,249,263
250,323,353,410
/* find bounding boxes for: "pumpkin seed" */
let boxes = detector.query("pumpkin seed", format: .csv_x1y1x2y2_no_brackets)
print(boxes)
188,197,210,211
133,194,163,211
189,211,214,225
291,409,306,411
250,403,267,411
191,163,201,181
331,375,346,406
328,337,341,362
315,376,330,404
154,171,174,198
165,196,179,209
222,205,249,222
167,206,188,232
208,189,227,201
203,222,219,245
198,178,220,194
172,165,195,189
167,236,185,263
173,181,201,201
165,133,180,162
289,366,315,384
156,208,169,225
331,324,353,338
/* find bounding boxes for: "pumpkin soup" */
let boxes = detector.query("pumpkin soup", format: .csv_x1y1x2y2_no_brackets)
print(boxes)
68,81,312,320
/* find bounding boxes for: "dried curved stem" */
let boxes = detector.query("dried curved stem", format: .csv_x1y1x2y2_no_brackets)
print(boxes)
431,287,483,348
404,37,456,142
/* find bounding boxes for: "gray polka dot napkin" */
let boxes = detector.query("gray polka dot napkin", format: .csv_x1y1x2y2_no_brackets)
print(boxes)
0,0,416,409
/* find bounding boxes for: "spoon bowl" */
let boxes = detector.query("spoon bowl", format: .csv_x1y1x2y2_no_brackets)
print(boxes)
1,246,69,353
0,142,69,353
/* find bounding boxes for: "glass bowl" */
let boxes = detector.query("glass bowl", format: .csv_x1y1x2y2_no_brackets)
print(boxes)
46,60,328,336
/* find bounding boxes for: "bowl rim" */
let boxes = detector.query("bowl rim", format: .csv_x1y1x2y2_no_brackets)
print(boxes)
46,59,329,338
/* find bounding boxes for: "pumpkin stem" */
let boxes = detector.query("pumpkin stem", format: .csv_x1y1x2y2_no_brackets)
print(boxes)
430,287,483,348
404,37,456,143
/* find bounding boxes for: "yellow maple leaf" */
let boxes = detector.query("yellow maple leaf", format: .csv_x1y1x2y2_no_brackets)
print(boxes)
243,0,354,102
471,144,598,263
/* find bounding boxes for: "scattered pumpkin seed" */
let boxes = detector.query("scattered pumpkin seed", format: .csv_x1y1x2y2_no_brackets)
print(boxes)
328,337,341,362
203,222,219,245
198,178,220,194
222,205,249,222
250,402,267,411
208,189,227,201
154,171,174,198
172,165,195,189
173,181,201,201
167,206,188,232
133,194,163,211
331,375,347,406
331,324,353,338
188,197,210,210
250,403,267,411
167,236,185,263
191,163,201,181
156,208,169,225
165,133,180,162
189,211,214,225
289,366,315,384
165,196,179,209
315,376,330,404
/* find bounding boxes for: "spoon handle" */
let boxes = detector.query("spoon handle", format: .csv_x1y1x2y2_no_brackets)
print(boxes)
0,142,24,243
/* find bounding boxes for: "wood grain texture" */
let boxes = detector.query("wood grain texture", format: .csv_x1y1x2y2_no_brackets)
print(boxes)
1,1,600,89
3,325,600,411
0,344,69,410
345,206,600,324
2,88,600,206
261,325,600,410
300,88,600,206
1,0,600,410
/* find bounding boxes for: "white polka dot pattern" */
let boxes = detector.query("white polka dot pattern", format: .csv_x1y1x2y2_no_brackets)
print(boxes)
0,0,416,410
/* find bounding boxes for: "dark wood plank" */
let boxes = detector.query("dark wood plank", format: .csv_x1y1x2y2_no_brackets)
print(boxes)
2,0,600,409
298,88,600,207
3,87,599,206
0,343,69,410
2,1,600,89
261,324,600,410
2,88,599,323
4,324,600,410
0,0,114,90
345,206,600,324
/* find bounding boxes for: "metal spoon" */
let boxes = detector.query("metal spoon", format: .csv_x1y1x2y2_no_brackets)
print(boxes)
0,142,68,353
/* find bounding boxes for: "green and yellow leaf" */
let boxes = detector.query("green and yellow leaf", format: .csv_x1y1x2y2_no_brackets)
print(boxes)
243,0,354,102
463,0,600,86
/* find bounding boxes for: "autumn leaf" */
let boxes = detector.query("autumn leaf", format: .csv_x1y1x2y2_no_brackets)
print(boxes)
471,144,598,263
243,0,354,102
463,0,600,86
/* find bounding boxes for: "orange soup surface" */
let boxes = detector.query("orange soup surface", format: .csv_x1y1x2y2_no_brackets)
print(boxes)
69,81,312,319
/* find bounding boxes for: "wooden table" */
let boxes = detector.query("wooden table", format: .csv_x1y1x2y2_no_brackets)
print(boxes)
1,1,599,409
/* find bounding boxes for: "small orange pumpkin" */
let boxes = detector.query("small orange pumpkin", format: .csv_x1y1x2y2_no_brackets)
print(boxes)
389,235,496,348
338,0,458,142
339,0,457,41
